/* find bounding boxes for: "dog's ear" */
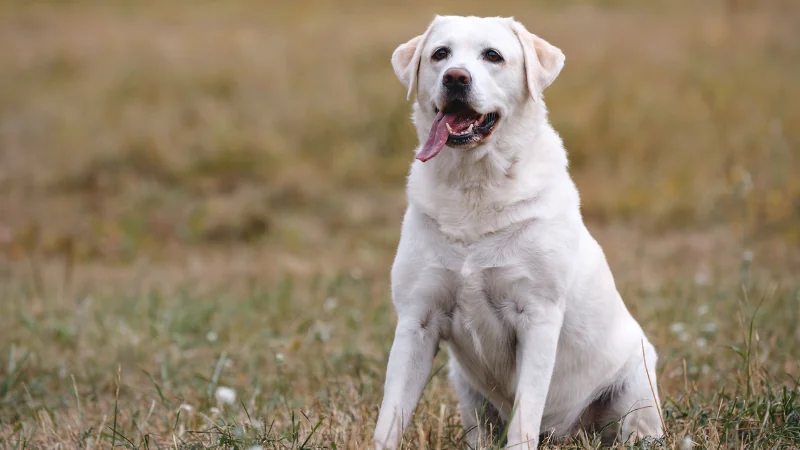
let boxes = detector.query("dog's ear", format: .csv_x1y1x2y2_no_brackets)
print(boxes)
392,17,437,101
509,19,565,101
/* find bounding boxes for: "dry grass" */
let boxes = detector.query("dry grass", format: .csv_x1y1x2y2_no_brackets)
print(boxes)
0,1,798,448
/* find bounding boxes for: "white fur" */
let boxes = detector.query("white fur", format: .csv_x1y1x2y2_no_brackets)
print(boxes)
374,16,664,449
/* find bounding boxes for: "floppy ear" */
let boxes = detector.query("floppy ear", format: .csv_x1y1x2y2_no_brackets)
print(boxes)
391,17,437,101
510,20,565,101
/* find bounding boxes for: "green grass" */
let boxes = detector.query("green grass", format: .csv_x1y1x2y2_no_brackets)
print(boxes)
0,0,798,448
0,269,798,448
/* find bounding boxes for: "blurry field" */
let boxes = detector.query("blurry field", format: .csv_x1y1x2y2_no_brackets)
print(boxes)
1,0,799,448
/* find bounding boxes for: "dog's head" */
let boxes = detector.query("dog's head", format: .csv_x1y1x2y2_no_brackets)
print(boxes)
392,16,564,162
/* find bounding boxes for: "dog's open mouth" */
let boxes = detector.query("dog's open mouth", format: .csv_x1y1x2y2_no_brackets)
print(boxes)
416,101,500,162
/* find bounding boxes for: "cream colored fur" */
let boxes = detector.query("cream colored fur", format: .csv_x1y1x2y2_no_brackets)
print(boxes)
374,15,664,449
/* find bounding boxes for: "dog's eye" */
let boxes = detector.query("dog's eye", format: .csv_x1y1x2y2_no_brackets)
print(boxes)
484,49,504,63
432,47,450,61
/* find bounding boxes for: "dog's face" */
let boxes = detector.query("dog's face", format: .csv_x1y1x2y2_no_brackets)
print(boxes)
392,16,564,162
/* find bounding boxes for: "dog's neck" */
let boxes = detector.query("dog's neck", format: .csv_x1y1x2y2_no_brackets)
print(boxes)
406,101,578,242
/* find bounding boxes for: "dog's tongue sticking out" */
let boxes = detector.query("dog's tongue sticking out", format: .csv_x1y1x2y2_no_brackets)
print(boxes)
416,109,478,162
416,111,451,162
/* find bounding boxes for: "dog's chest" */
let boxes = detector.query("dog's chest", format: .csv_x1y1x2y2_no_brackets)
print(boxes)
410,179,529,243
441,262,531,400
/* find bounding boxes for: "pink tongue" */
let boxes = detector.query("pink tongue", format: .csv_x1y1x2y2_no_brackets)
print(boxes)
416,111,457,162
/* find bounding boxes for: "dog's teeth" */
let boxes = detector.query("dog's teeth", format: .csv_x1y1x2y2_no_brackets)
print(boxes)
467,124,474,133
446,123,454,134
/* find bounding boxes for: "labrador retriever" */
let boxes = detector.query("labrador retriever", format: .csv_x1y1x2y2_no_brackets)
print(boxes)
373,16,664,449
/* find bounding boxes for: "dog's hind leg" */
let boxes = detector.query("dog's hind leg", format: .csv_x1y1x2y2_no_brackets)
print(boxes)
449,358,505,449
588,340,664,445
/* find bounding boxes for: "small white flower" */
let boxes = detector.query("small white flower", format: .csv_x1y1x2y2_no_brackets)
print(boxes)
313,322,332,342
696,304,709,315
679,331,691,342
324,297,338,312
701,364,711,375
742,250,754,262
179,404,193,412
700,323,717,334
210,406,221,415
206,331,218,342
214,386,237,405
695,338,707,348
739,171,753,195
275,353,285,362
679,435,695,450
694,272,710,286
670,322,685,334
247,446,265,450
349,268,364,280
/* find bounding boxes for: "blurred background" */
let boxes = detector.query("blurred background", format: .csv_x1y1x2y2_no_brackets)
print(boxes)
0,1,798,448
1,0,798,266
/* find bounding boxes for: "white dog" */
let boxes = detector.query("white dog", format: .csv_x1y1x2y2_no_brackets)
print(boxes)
373,15,664,450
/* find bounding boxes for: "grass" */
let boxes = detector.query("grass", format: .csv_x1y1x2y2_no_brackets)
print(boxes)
0,0,798,448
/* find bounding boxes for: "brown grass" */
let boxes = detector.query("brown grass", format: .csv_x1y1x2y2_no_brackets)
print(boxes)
0,1,798,448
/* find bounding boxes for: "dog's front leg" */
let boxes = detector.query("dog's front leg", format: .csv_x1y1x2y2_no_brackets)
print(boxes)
506,301,564,449
373,316,439,449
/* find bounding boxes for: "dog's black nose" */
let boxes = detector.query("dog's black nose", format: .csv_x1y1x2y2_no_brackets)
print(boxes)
442,67,471,88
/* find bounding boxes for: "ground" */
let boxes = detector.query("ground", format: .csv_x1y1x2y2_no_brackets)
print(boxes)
0,1,798,448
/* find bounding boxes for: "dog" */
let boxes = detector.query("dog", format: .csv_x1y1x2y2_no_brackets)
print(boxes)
372,15,664,450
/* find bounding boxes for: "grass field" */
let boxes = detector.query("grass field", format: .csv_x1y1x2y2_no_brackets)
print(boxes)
1,1,799,448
